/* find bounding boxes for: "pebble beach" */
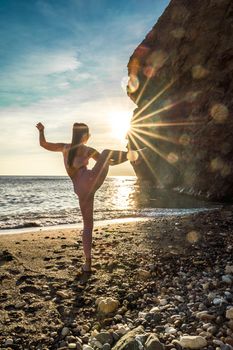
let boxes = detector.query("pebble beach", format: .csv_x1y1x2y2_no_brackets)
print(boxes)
0,208,233,350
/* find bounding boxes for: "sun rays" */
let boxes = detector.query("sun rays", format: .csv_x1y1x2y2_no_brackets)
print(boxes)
125,58,203,182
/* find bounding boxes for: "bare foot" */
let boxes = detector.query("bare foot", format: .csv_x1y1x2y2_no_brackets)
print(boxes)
82,258,92,273
132,147,148,165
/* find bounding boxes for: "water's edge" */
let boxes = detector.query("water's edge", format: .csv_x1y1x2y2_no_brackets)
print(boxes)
0,206,221,236
0,217,150,236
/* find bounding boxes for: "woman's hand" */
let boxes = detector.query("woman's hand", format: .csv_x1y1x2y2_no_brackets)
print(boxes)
36,122,45,132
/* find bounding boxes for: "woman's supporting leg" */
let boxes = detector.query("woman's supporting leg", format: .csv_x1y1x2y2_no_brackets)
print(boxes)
77,149,128,271
79,194,94,271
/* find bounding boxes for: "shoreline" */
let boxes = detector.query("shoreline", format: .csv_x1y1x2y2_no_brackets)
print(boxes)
0,217,150,236
0,207,221,236
0,207,232,349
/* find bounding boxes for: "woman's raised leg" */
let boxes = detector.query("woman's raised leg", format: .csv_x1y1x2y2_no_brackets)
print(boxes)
90,149,128,192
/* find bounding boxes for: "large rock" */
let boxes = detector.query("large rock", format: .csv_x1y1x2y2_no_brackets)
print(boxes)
95,332,114,345
96,297,119,314
178,336,207,349
112,326,144,350
127,0,233,201
145,334,164,350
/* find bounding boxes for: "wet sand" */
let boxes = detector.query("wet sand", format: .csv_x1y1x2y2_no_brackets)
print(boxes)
0,208,233,349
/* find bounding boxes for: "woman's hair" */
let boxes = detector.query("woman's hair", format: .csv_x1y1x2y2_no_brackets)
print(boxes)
67,123,89,167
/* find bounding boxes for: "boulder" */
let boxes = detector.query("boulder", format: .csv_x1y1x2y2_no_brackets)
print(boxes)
127,0,233,201
177,336,207,349
112,326,144,350
145,334,164,350
96,297,119,314
95,332,113,345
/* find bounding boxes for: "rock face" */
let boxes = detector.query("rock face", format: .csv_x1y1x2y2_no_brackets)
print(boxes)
127,0,233,201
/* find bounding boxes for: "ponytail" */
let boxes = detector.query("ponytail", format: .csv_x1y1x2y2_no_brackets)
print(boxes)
68,123,89,167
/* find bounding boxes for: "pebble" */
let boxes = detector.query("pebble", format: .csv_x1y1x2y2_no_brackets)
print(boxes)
225,337,233,347
196,311,215,321
68,344,77,349
57,290,69,299
222,275,233,284
103,344,111,350
83,346,94,350
207,325,217,335
225,266,233,274
165,327,177,334
116,325,130,336
61,327,70,337
5,338,14,346
213,298,224,306
225,291,233,302
92,340,103,349
213,340,225,347
226,308,233,319
145,334,164,350
228,320,233,331
138,269,151,279
175,295,185,303
96,297,119,314
15,301,26,309
95,332,113,345
148,264,156,271
112,332,120,342
178,335,207,349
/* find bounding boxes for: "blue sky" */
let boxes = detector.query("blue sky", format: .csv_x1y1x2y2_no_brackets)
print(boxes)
0,0,169,175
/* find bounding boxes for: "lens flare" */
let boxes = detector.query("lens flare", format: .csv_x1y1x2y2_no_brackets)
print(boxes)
143,65,155,78
170,27,185,39
127,75,139,93
210,103,229,124
179,134,190,146
127,150,139,162
146,50,167,70
210,157,224,172
192,65,209,79
221,164,231,177
167,152,179,164
186,231,200,243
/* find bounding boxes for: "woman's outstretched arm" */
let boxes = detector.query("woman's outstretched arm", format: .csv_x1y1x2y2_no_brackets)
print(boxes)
36,122,65,152
88,147,101,161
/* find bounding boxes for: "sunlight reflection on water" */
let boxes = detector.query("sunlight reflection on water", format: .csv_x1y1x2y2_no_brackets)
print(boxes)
0,176,219,230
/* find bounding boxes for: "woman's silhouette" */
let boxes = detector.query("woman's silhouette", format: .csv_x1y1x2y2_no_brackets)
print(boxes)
36,122,133,272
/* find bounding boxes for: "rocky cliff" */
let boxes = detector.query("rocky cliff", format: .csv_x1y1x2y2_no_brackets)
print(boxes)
127,0,233,201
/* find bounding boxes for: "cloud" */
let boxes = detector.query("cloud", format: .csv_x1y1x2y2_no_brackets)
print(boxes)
21,50,80,76
0,49,84,106
0,0,169,174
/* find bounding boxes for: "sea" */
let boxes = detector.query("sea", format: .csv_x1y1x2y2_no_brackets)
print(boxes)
0,176,220,233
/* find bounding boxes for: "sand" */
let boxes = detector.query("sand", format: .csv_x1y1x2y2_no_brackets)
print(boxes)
0,208,233,349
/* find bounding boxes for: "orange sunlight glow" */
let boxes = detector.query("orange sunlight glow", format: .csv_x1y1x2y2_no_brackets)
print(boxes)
109,110,131,141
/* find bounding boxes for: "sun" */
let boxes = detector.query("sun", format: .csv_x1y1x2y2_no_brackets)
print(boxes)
108,110,131,141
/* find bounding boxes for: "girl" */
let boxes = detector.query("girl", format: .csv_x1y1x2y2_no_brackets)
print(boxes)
36,122,134,272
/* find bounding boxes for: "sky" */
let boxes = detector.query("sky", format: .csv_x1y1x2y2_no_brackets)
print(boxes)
0,0,169,176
